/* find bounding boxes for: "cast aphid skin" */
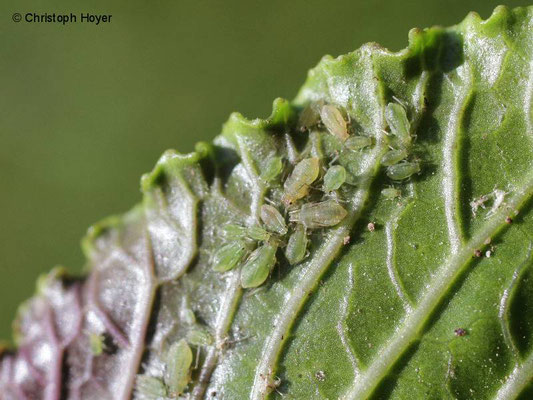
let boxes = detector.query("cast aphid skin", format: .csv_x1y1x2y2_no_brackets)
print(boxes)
289,200,348,229
285,224,308,265
212,241,248,272
386,161,420,180
381,149,408,166
135,375,168,399
381,187,401,199
323,165,347,192
240,243,278,288
89,333,105,356
282,157,320,205
165,339,193,396
298,104,320,132
186,328,214,347
320,104,349,141
385,102,411,148
345,135,372,151
260,156,283,183
223,224,271,242
260,204,288,235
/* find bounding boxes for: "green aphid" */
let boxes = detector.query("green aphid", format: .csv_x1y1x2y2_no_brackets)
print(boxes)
260,156,283,182
323,165,347,192
345,135,372,151
381,149,408,166
212,241,248,272
381,187,401,199
260,204,287,235
89,333,105,356
180,307,196,325
240,243,278,288
289,200,348,229
385,102,411,148
298,104,320,132
386,161,420,180
186,328,213,347
285,224,308,265
135,375,168,399
320,104,349,141
165,339,193,396
223,224,270,242
282,157,320,206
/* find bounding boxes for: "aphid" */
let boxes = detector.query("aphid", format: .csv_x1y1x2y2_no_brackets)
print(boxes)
367,222,375,232
260,205,288,235
165,339,193,396
385,102,411,148
212,241,248,272
298,104,320,132
505,216,513,224
323,165,347,192
345,135,372,151
454,328,467,337
320,104,349,141
135,375,168,399
381,149,408,166
343,235,350,245
315,370,326,382
386,161,420,180
285,225,308,265
289,200,348,229
223,224,270,242
381,187,401,199
240,243,278,288
260,156,283,182
282,157,320,205
89,333,106,356
187,329,213,347
473,249,482,258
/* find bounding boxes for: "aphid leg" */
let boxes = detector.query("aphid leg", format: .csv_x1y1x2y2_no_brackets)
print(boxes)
328,154,339,167
194,346,201,370
392,95,407,108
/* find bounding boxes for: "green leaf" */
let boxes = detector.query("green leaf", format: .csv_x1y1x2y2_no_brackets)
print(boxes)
2,5,533,400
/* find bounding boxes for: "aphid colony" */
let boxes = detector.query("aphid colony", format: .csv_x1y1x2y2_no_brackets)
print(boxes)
212,99,418,290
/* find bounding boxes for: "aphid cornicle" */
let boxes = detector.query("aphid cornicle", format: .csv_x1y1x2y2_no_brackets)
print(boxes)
212,241,247,272
385,102,411,148
240,243,278,288
285,224,308,265
381,149,408,166
282,157,320,205
260,204,288,235
165,339,193,396
136,375,168,399
260,156,283,182
386,161,420,180
345,135,372,151
320,104,349,141
289,200,348,229
323,165,347,192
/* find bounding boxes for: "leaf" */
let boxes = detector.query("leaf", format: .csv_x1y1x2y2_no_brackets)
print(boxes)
1,5,533,400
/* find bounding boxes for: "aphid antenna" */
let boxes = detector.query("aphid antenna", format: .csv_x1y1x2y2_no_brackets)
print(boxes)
392,95,407,108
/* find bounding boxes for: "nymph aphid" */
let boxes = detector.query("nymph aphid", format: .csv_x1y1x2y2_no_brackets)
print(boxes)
165,339,193,396
298,104,320,132
385,102,411,148
381,187,401,199
212,241,248,272
186,328,214,347
386,161,420,180
89,332,106,356
260,204,288,235
381,149,408,166
344,135,372,151
323,165,346,192
136,375,168,399
285,224,308,265
240,243,278,288
320,104,349,141
282,157,320,205
260,156,283,183
289,200,347,229
223,224,270,242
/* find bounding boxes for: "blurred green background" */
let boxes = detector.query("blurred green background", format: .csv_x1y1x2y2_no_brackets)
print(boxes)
0,0,527,340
